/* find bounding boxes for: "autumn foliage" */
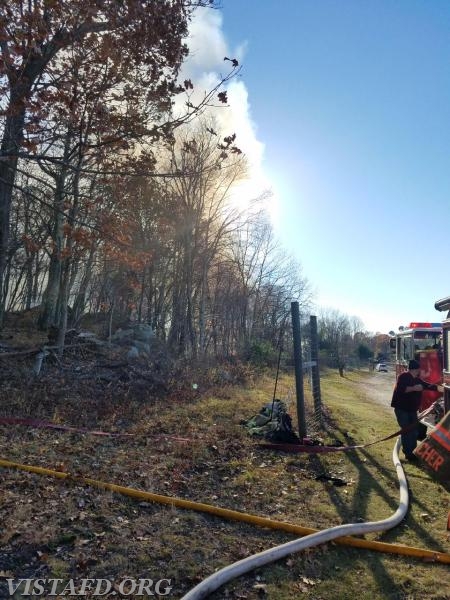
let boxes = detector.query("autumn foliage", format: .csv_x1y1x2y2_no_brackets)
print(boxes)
0,1,311,361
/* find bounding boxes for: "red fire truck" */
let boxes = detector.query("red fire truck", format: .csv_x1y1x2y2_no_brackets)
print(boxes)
413,298,450,500
390,321,443,413
434,296,450,414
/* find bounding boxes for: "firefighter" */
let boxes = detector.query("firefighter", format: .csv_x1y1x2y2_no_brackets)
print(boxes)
391,359,439,460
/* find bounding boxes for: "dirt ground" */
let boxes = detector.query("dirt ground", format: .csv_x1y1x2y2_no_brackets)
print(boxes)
355,368,396,408
1,362,448,600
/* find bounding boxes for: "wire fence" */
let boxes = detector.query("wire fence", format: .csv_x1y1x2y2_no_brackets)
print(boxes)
270,310,324,440
269,362,324,441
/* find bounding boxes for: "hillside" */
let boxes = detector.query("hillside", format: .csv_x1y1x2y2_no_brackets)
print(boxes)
0,322,449,599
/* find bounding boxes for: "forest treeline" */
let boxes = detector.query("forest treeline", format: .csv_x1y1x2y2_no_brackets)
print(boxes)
0,1,388,366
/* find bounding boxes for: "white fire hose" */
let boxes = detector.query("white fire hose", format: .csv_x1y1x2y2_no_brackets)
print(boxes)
181,438,409,599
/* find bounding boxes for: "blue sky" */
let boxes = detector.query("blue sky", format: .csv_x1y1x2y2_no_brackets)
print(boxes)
187,1,450,333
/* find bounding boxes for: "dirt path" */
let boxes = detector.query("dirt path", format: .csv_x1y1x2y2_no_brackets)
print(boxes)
354,368,396,409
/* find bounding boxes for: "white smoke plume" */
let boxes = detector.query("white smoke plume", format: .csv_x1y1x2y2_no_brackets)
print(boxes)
178,7,269,205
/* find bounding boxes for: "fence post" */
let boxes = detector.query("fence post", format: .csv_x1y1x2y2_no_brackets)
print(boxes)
310,315,323,427
291,301,306,438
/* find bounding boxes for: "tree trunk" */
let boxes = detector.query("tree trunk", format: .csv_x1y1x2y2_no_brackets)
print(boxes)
0,108,27,325
56,268,70,357
38,132,71,330
71,245,95,326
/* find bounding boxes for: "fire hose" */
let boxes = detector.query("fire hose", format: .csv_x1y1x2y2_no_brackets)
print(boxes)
1,438,449,588
179,438,440,599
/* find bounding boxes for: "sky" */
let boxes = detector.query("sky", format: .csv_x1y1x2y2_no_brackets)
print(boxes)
184,0,450,335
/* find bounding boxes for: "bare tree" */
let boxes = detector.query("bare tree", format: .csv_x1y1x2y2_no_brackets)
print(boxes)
229,208,311,351
318,308,352,376
162,122,245,357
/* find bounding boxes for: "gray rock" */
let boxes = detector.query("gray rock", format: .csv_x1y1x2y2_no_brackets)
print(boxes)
127,346,140,360
111,324,154,344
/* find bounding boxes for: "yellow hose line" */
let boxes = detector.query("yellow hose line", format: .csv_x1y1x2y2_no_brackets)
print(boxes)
1,457,449,565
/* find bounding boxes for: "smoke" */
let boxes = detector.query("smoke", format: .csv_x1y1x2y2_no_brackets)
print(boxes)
179,7,269,202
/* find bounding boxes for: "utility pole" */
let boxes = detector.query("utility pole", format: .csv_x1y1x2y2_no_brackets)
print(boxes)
291,301,306,438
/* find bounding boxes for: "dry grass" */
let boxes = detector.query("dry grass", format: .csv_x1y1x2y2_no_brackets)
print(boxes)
0,365,449,599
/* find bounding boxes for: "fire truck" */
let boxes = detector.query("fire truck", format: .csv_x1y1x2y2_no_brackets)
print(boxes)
413,298,450,497
390,321,443,414
434,296,450,414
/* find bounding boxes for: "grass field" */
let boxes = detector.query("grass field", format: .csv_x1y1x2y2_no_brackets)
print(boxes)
0,367,449,599
310,369,450,600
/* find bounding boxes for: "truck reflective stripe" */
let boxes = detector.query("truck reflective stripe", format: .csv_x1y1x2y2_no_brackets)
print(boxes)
430,424,450,452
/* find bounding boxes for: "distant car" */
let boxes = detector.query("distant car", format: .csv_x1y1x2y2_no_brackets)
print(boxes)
375,363,388,372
